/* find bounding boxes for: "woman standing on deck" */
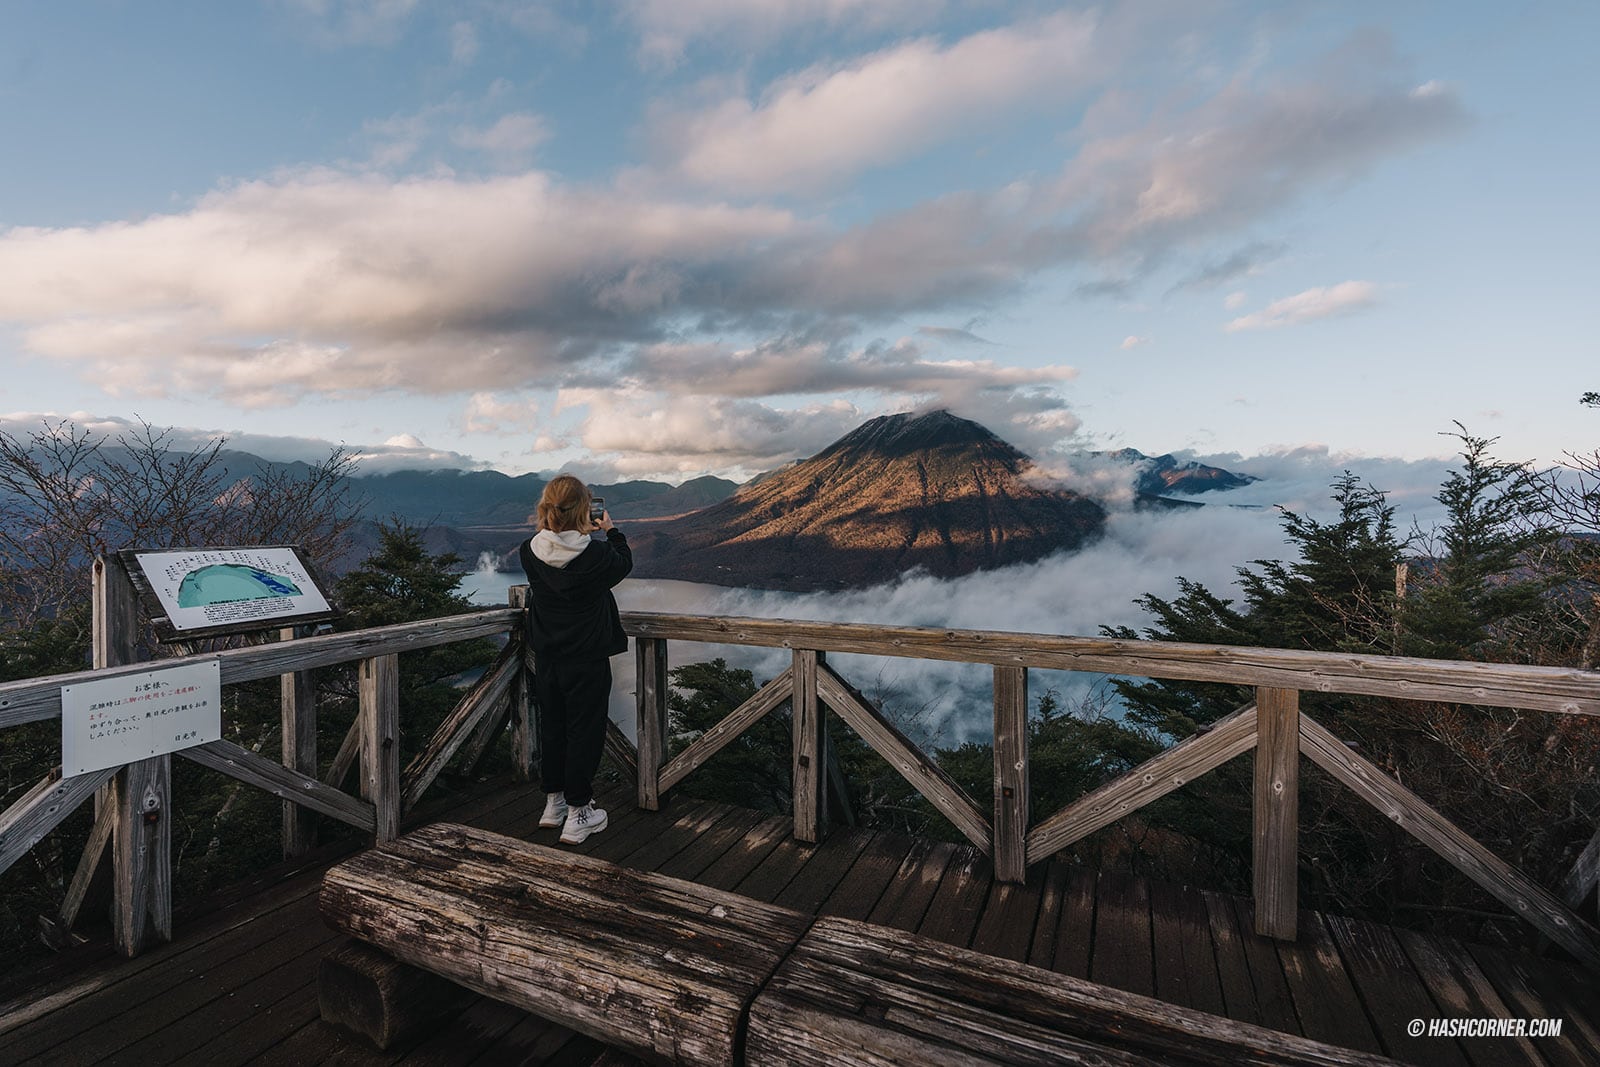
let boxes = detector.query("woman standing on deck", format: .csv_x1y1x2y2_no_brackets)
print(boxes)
520,474,632,844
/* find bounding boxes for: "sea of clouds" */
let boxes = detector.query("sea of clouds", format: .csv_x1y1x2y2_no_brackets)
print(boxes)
472,446,1464,746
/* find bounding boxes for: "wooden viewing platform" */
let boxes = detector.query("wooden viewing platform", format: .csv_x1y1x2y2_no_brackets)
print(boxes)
2,775,1597,1066
5,560,1600,1064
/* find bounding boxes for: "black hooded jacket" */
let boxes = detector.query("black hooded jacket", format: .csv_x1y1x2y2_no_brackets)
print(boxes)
519,529,632,662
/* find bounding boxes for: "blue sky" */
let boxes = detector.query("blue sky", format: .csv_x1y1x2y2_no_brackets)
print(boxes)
1,1,1595,484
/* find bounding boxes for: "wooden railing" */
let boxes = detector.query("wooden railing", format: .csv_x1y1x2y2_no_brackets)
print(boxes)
0,560,532,958
611,610,1600,972
7,574,1600,974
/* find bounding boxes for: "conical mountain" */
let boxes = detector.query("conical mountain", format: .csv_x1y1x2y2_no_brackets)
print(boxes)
629,410,1105,591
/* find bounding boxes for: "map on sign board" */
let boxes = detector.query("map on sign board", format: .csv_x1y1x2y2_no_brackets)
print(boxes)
61,659,222,776
120,545,340,641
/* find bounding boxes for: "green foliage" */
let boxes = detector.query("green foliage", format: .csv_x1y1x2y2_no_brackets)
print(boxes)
330,519,499,771
1398,426,1556,661
665,659,793,813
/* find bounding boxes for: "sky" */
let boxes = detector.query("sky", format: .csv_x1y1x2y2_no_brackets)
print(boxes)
2,1,1597,487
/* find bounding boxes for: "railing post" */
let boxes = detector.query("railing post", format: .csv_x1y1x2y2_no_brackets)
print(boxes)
792,649,826,843
636,638,668,811
280,624,317,859
508,586,535,782
1253,685,1299,940
95,555,173,957
360,654,401,842
993,666,1029,882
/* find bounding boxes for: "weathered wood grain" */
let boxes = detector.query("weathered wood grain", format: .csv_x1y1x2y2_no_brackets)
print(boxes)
1253,686,1299,940
817,662,990,854
1301,712,1600,972
746,915,1405,1066
635,638,668,810
1027,704,1257,863
400,639,521,811
0,766,118,877
317,939,475,1051
659,667,793,793
324,715,361,790
179,739,376,831
56,792,116,933
792,650,826,843
1559,824,1600,910
359,654,400,843
279,625,319,859
603,719,639,784
993,665,1029,883
111,755,171,957
508,585,536,782
621,612,1600,716
318,822,813,1067
0,609,521,728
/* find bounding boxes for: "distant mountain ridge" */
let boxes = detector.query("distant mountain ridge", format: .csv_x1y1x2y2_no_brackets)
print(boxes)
628,410,1109,591
1096,448,1258,496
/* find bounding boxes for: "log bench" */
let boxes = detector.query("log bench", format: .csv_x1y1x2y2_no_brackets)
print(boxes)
318,823,1402,1066
318,821,810,1065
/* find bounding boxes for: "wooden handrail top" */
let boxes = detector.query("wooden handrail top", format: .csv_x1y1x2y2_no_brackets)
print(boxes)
0,609,521,729
622,611,1600,717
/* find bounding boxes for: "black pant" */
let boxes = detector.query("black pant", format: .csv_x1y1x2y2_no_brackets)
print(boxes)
533,657,611,808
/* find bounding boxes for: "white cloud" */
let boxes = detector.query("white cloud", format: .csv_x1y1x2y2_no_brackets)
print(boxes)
0,411,481,472
450,20,479,66
1224,281,1379,332
1120,335,1147,350
0,170,799,405
560,389,864,478
453,113,549,166
278,0,420,47
462,391,542,434
1224,290,1248,310
656,11,1097,194
624,0,948,65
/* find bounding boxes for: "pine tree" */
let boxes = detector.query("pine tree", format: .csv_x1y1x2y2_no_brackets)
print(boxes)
1399,425,1556,661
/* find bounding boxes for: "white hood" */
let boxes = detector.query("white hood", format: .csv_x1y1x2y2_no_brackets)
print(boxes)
529,529,591,568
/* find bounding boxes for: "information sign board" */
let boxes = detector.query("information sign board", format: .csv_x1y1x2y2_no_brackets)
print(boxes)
61,660,222,776
119,545,340,641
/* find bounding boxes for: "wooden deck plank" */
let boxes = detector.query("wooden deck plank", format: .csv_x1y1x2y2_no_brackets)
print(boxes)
970,864,1046,964
1326,912,1471,1067
730,831,822,903
1024,858,1074,970
1278,910,1385,1055
653,806,768,882
865,838,957,933
2,891,332,1065
1148,880,1227,1018
1048,863,1098,979
1203,887,1265,1027
817,829,917,923
1224,897,1302,1038
5,784,1598,1067
1395,930,1546,1067
1467,942,1600,1067
916,846,994,949
773,826,876,914
1091,871,1155,998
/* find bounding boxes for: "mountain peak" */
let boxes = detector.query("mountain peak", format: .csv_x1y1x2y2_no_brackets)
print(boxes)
630,409,1101,590
822,409,1015,461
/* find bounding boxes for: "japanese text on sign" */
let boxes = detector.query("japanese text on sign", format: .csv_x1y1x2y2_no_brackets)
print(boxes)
61,660,222,775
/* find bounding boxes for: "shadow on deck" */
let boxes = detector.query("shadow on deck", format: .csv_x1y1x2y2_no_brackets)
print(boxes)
2,776,1597,1067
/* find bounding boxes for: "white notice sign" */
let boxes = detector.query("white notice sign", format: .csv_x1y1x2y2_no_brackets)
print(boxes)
61,660,222,776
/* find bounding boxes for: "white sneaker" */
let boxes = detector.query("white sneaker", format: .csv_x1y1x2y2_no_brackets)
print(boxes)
539,793,569,829
559,803,608,845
